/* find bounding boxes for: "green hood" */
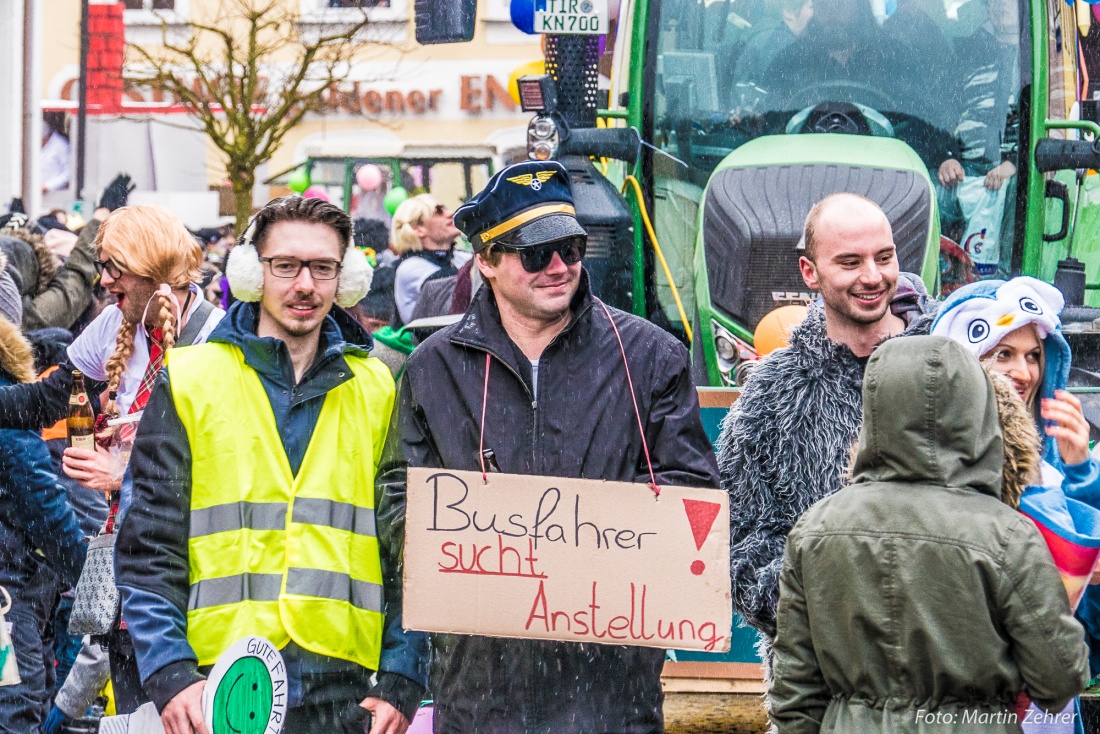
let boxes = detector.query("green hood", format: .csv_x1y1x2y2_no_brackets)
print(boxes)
852,335,1004,499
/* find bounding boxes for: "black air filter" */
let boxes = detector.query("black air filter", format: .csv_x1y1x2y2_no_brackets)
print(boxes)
561,155,634,311
544,35,600,128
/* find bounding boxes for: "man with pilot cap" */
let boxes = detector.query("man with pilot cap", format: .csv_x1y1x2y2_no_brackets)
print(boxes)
374,160,720,733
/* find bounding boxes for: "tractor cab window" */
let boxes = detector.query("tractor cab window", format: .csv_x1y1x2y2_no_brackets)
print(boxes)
651,0,1027,310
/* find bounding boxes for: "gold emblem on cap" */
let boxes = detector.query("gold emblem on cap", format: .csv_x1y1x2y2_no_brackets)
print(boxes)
506,171,556,190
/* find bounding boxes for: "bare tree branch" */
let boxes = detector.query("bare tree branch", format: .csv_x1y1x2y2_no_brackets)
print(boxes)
124,0,381,231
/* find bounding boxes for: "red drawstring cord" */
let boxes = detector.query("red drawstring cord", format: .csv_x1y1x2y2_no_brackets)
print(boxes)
479,352,491,482
596,299,661,497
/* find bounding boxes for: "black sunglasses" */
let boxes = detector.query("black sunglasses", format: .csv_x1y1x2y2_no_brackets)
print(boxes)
415,204,449,227
493,236,586,273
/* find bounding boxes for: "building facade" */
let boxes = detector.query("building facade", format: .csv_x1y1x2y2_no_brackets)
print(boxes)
31,0,540,225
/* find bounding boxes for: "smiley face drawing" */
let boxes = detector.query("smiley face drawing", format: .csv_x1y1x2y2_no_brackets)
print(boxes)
211,656,273,734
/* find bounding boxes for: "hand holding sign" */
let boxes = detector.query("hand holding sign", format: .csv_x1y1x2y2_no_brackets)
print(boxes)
101,637,289,734
162,682,208,734
404,469,732,651
202,637,288,734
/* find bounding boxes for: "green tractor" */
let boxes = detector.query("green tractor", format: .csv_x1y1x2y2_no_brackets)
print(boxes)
413,0,1100,677
598,0,1100,388
421,0,1100,386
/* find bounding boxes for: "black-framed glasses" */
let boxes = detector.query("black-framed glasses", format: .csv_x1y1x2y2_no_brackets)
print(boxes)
493,236,586,273
93,258,123,280
259,256,342,280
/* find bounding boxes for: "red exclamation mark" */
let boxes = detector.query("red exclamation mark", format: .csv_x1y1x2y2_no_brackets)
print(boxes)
683,499,722,576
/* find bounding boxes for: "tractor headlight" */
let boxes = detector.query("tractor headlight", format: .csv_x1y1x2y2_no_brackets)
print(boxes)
527,114,559,161
517,75,558,113
715,334,737,361
531,142,555,161
712,319,757,387
532,117,556,139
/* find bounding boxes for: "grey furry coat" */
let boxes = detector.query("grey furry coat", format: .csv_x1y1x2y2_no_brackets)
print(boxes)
717,273,937,642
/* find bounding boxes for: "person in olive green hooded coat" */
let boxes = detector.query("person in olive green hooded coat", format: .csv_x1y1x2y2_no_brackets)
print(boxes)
771,335,1088,733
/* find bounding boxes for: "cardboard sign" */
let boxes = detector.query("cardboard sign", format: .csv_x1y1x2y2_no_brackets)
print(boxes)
404,469,732,652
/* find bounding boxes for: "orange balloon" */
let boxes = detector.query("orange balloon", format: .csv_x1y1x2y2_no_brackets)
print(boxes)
753,305,808,356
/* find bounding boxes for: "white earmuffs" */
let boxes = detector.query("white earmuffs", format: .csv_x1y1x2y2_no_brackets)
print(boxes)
334,246,373,308
225,215,373,308
224,242,265,303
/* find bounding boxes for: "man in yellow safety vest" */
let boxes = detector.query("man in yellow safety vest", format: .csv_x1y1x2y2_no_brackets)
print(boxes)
116,197,424,734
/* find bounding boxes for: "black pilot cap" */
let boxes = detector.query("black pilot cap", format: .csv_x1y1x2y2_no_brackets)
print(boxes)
454,160,586,252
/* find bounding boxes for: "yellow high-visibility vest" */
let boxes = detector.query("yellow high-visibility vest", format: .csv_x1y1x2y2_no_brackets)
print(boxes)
167,340,395,669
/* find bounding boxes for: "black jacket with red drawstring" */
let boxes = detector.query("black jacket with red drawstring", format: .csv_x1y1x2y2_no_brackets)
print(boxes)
376,271,721,734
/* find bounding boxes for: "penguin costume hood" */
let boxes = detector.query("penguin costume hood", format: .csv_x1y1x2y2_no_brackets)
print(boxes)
931,276,1070,468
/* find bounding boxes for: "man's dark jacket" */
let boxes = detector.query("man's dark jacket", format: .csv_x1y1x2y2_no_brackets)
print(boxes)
0,321,85,595
376,272,721,734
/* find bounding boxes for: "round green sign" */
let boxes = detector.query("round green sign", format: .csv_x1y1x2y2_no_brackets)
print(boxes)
211,656,274,734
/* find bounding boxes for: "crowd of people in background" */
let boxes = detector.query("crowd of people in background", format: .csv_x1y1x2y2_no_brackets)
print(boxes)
0,169,499,734
0,165,1098,734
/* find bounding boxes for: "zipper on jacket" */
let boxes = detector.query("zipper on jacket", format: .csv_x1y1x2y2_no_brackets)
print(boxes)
474,346,531,400
529,349,541,473
463,344,538,472
531,404,538,474
531,392,538,475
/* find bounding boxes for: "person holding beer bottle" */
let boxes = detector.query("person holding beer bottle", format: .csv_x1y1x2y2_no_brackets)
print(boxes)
0,253,85,734
0,202,223,716
0,182,222,452
60,204,222,496
0,175,140,432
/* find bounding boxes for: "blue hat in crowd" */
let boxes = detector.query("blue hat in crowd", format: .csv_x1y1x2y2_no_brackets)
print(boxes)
454,160,586,252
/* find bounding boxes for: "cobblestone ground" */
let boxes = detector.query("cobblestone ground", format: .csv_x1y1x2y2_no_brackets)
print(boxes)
664,693,770,734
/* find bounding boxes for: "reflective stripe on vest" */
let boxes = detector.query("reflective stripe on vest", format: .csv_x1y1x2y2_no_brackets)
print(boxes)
292,498,378,537
189,502,287,538
167,340,396,669
188,499,377,539
188,569,383,613
189,572,282,609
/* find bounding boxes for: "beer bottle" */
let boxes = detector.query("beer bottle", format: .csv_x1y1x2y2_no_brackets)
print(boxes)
67,370,95,450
